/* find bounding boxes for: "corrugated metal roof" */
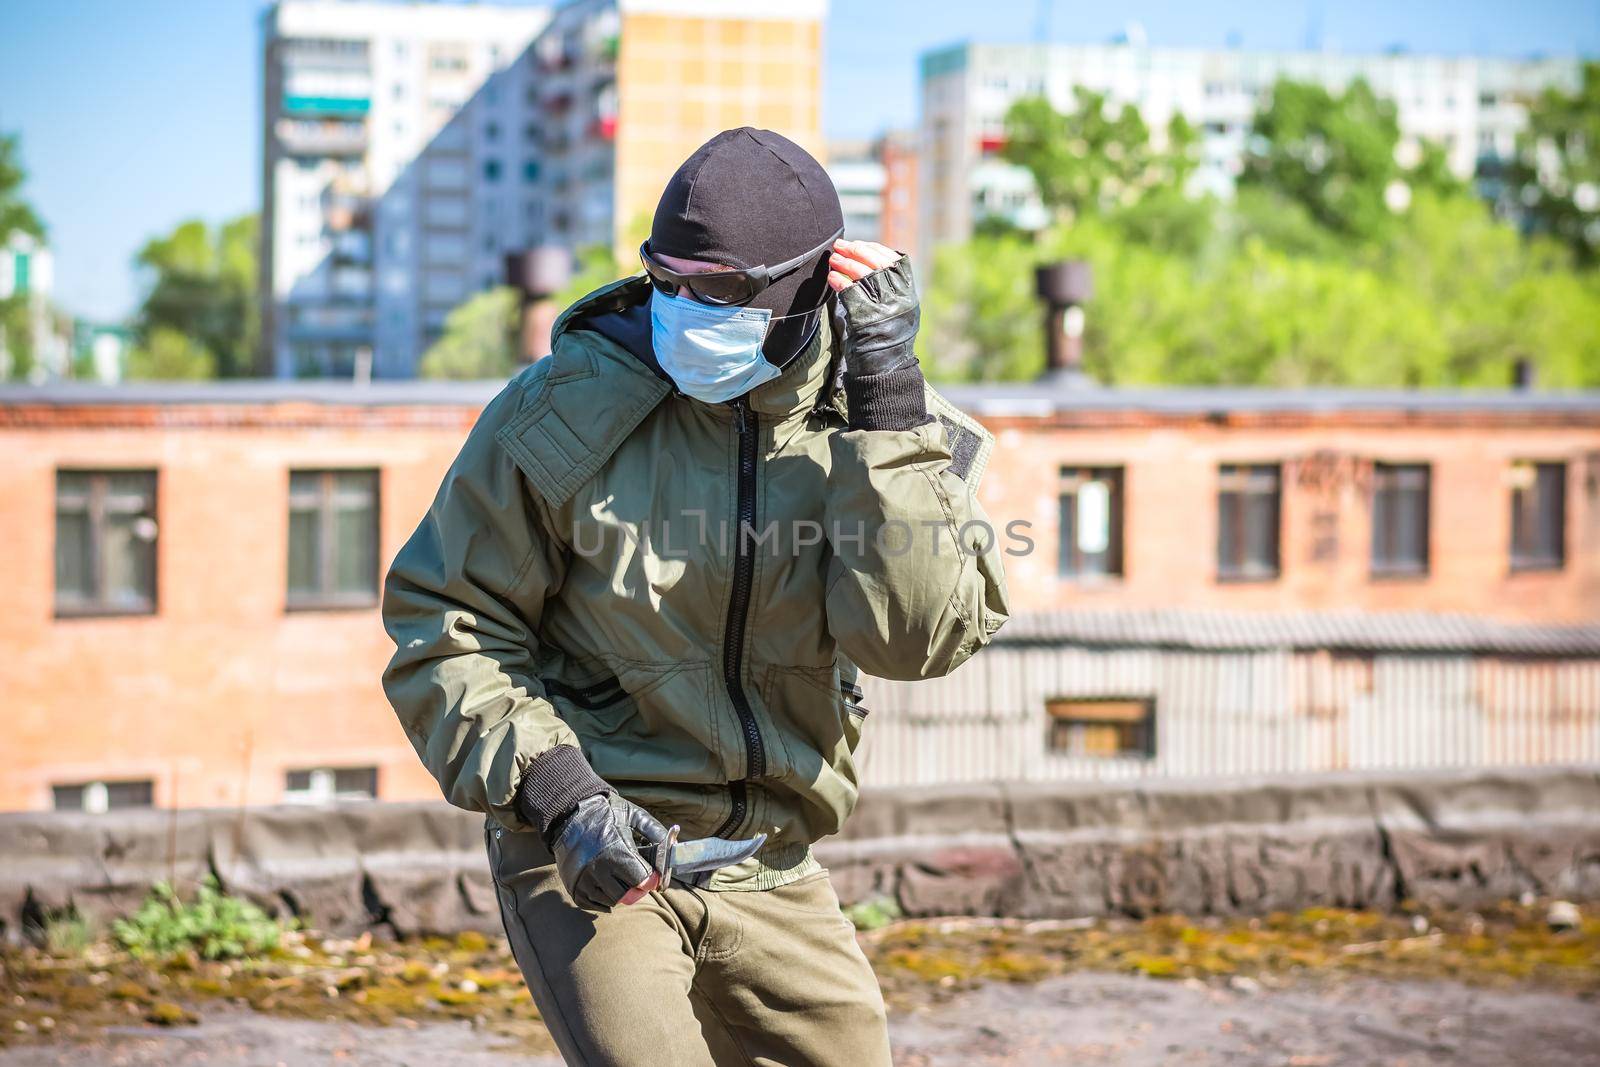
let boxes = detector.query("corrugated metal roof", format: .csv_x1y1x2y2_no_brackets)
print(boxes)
2,379,1599,416
996,609,1600,656
940,383,1600,418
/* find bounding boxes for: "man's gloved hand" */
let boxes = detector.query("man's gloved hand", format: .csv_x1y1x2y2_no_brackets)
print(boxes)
827,240,930,430
550,792,670,912
513,744,666,911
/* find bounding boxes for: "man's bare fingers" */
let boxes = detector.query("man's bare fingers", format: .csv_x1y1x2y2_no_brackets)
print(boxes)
620,870,661,905
827,270,852,291
850,241,900,270
828,251,875,282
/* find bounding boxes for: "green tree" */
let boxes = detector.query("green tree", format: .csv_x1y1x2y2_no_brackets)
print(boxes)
922,193,1600,391
1240,77,1404,243
134,214,259,378
553,243,625,311
0,133,43,247
928,76,1600,390
918,230,1043,381
1381,191,1600,386
0,133,46,381
418,287,522,380
1511,60,1600,265
124,325,218,380
1000,89,1164,222
1407,139,1471,202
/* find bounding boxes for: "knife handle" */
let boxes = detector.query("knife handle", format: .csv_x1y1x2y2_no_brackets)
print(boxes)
652,824,679,888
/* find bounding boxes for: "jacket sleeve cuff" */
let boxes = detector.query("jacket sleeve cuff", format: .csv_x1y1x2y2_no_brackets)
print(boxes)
514,744,611,843
844,360,934,431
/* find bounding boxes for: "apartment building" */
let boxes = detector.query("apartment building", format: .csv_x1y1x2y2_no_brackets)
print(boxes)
826,131,918,254
261,0,827,381
827,140,886,242
534,0,826,257
918,39,1584,249
260,1,552,380
2,380,1597,812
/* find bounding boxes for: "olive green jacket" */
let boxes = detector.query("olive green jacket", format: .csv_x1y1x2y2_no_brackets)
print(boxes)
382,276,1009,889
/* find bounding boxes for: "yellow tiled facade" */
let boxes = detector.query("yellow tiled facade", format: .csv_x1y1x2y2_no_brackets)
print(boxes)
612,10,825,259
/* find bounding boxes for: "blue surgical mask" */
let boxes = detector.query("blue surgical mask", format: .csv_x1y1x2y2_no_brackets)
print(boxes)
650,289,781,404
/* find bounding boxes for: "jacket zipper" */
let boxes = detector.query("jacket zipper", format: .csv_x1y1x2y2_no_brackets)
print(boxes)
712,396,766,838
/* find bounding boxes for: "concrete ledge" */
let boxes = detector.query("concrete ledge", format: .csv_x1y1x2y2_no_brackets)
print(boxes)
3,766,1597,940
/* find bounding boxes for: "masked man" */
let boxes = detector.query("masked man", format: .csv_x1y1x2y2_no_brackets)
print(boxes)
382,128,1009,1066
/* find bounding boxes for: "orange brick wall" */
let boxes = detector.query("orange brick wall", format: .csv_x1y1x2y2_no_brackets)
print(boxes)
879,134,919,258
2,397,1597,813
0,406,476,813
976,411,1600,620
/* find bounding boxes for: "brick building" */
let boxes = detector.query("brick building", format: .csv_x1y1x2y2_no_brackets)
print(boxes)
1,380,1597,813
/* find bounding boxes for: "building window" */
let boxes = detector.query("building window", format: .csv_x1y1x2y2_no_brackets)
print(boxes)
1371,463,1430,577
55,470,158,616
1510,461,1566,571
484,158,501,181
52,779,155,813
287,470,380,609
1045,698,1155,759
1058,466,1124,579
1217,464,1281,581
284,766,378,803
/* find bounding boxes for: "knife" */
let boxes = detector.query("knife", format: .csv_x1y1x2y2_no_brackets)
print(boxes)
645,824,768,886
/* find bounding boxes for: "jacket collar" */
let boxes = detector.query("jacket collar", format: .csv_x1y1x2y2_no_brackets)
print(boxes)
745,310,835,420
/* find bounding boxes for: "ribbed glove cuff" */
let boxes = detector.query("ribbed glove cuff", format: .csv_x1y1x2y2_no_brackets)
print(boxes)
515,745,611,844
843,360,933,431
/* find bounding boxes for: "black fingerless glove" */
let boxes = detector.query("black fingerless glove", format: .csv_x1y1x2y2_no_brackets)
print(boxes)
514,744,611,845
549,792,670,912
513,745,671,911
837,255,932,432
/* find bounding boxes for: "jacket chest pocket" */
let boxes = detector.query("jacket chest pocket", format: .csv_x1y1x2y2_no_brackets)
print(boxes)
762,664,870,771
840,677,868,751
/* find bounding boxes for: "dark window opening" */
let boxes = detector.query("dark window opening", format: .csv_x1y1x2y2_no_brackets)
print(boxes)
1218,463,1281,581
288,469,380,610
1510,461,1565,571
52,779,155,813
284,766,379,802
1046,697,1155,759
1371,462,1431,577
55,470,158,616
1058,466,1124,579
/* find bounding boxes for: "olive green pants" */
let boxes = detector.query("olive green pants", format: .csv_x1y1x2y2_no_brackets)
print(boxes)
485,822,893,1067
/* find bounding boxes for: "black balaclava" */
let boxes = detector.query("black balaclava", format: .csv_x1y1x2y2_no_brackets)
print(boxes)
648,127,844,368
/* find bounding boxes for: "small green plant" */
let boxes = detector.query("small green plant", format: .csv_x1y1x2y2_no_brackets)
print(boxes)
43,912,98,954
843,896,904,932
112,875,283,961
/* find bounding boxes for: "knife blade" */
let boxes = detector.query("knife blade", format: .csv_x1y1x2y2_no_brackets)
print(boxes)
645,824,768,885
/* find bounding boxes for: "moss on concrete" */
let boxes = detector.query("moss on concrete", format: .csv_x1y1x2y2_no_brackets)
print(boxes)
3,899,1595,1050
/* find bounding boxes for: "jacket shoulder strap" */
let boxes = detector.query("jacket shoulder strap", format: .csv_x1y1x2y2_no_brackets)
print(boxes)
925,383,994,488
494,340,672,508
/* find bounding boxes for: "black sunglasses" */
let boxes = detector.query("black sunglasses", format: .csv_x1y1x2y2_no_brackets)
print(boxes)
639,227,845,307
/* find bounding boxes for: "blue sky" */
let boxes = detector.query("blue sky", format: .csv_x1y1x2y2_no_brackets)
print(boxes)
1,0,1596,322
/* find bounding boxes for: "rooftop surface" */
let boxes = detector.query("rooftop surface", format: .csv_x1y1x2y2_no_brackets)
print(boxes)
4,378,1600,417
998,608,1600,656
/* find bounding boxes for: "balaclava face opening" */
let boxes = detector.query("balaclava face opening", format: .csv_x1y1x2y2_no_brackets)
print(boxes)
648,127,844,367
